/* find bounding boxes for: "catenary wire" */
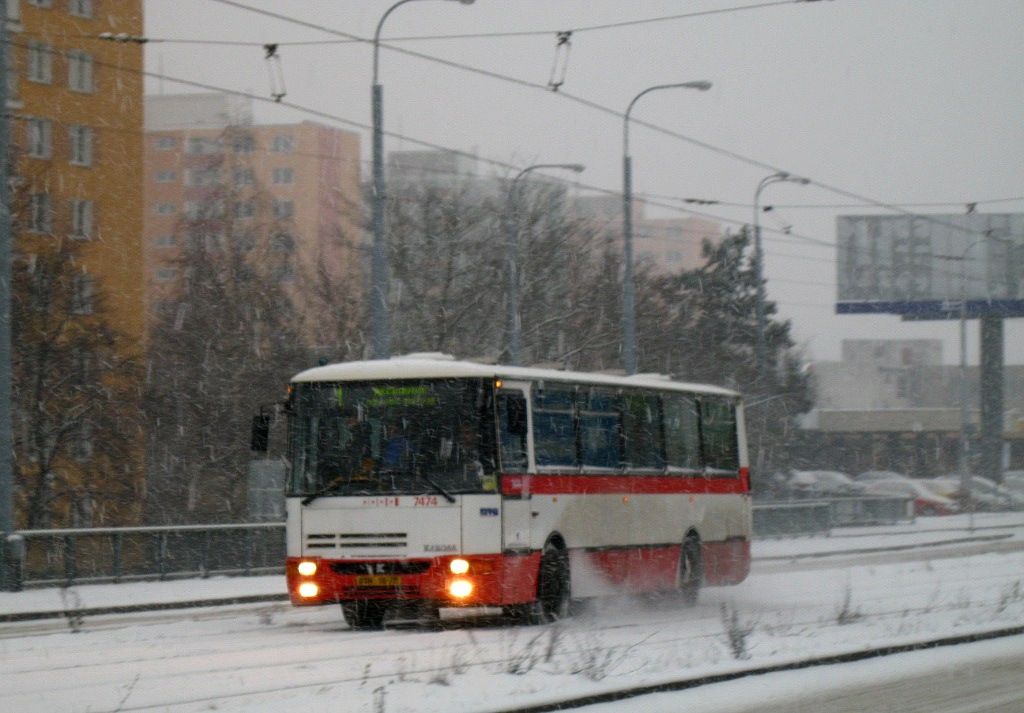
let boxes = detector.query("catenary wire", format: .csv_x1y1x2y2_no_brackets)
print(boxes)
204,0,1000,243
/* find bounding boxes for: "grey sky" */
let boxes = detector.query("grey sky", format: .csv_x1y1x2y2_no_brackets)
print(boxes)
145,0,1024,365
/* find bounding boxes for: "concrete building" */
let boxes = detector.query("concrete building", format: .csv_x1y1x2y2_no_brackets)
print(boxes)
6,0,145,525
143,94,362,345
571,194,722,274
798,339,1024,475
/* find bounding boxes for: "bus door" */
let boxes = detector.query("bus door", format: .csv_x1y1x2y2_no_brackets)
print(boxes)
496,382,532,552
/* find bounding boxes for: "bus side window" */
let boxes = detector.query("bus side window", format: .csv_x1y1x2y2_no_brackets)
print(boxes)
700,397,739,473
664,393,701,471
580,388,621,469
622,390,664,470
533,386,577,468
497,391,528,472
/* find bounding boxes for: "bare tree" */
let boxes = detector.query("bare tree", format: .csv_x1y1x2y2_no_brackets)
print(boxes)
144,127,311,523
12,235,142,528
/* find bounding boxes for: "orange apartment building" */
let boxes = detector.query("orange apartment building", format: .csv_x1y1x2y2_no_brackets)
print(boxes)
6,0,145,525
143,93,362,349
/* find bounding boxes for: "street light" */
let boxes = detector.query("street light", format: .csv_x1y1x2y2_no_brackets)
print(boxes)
504,163,585,366
622,81,711,375
370,0,475,360
752,172,809,381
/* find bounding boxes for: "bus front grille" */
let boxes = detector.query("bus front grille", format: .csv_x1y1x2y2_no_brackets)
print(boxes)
305,533,408,549
331,560,431,575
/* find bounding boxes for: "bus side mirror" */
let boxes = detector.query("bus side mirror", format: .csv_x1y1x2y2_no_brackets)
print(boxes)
507,397,527,437
251,413,270,453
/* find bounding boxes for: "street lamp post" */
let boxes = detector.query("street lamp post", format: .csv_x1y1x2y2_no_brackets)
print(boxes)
370,0,474,360
505,163,585,366
622,81,711,375
752,172,809,381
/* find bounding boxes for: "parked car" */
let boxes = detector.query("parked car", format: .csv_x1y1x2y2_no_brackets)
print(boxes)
861,479,959,516
921,475,1024,512
855,470,911,483
788,470,865,497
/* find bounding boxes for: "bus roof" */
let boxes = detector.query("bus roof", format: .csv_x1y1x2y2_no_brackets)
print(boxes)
291,354,740,398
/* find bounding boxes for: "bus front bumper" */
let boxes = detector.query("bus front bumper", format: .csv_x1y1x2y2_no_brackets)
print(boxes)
285,553,541,608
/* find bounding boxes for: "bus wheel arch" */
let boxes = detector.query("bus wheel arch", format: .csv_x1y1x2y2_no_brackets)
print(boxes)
678,530,703,607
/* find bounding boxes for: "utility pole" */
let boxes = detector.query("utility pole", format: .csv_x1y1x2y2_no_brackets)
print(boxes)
0,12,16,590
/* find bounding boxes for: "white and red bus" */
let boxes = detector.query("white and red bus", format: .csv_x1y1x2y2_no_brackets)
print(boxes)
276,354,750,628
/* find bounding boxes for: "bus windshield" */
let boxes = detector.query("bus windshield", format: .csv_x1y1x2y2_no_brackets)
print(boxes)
287,378,495,499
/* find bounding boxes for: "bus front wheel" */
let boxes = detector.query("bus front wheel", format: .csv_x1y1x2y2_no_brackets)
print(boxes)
531,541,570,624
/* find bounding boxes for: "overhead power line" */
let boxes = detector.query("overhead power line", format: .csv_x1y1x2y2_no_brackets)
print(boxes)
107,1,806,47
1,31,993,283
205,0,1000,244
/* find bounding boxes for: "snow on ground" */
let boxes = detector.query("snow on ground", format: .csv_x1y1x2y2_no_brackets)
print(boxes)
578,635,1024,713
1,514,1023,712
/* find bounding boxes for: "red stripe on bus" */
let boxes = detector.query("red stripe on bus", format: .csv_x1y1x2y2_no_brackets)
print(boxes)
501,473,748,496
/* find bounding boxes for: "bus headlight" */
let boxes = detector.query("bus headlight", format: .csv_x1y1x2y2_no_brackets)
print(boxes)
297,582,320,599
449,558,470,575
297,560,318,576
448,579,473,599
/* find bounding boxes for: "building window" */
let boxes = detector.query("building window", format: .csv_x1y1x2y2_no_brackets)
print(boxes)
26,117,52,158
153,203,176,215
6,52,19,104
272,167,293,185
233,168,255,187
270,233,293,253
72,421,93,463
70,198,93,238
154,234,176,248
68,0,92,18
154,136,177,150
7,0,22,22
155,267,177,282
271,134,293,153
27,0,52,7
234,200,256,219
71,272,93,314
71,347,91,386
154,170,176,183
29,192,51,232
69,125,92,165
187,137,221,155
274,261,295,283
186,168,221,186
272,199,293,219
67,50,93,93
27,42,52,83
232,133,255,153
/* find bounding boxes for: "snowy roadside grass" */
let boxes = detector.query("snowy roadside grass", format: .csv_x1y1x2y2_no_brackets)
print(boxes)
2,549,1023,713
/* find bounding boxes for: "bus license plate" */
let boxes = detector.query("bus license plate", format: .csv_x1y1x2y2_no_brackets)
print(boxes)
355,575,401,587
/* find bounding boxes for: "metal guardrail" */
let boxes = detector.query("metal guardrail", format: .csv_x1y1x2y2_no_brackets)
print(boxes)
753,495,914,538
5,523,285,591
753,501,833,537
2,495,914,590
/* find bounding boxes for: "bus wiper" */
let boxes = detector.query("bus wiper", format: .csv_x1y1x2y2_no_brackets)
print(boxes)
411,472,456,503
301,487,333,506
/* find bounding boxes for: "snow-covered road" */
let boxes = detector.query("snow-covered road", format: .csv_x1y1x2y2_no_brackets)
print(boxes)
2,514,1023,713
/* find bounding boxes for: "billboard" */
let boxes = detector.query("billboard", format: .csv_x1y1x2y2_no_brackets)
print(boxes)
836,213,1024,319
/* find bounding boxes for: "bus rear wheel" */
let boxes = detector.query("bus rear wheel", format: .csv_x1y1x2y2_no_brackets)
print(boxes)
531,542,570,624
678,536,702,607
341,600,387,630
